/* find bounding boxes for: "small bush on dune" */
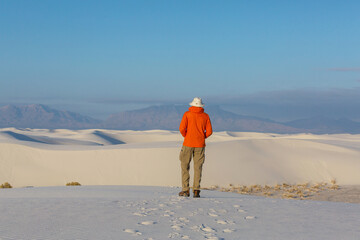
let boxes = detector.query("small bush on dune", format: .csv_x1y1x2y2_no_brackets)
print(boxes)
330,178,339,190
262,191,273,197
297,183,309,188
0,182,12,188
66,182,81,186
282,193,297,199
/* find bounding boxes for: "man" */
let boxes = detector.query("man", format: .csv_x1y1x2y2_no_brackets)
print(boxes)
178,97,213,198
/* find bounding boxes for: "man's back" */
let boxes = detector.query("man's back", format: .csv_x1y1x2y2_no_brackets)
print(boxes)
179,106,212,148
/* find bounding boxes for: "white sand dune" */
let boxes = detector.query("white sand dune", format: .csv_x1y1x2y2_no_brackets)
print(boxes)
1,186,359,240
1,128,360,187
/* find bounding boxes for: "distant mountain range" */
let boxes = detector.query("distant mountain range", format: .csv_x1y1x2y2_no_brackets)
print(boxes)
1,104,360,134
105,105,301,133
285,116,360,134
0,104,100,129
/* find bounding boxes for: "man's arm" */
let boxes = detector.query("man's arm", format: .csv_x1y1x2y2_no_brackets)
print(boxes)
205,117,213,138
179,113,188,137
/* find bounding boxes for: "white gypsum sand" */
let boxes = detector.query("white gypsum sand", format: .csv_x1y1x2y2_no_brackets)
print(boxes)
1,128,360,188
1,128,360,239
0,186,360,240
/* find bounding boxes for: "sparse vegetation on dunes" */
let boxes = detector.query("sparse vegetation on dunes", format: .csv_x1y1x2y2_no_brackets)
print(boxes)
0,182,12,188
203,179,340,200
66,182,81,186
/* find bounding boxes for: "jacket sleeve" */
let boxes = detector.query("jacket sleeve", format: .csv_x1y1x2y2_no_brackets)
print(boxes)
179,113,188,137
205,116,213,138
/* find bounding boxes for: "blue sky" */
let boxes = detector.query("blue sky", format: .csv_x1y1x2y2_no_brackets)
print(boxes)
1,0,360,119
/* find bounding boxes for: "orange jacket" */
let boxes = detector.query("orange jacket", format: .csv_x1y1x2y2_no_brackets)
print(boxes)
179,106,213,147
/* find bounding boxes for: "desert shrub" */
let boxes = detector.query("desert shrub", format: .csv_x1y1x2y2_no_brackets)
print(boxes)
297,183,309,188
330,179,339,190
282,193,297,199
262,191,273,197
201,185,220,191
0,182,12,188
66,182,81,186
251,184,262,192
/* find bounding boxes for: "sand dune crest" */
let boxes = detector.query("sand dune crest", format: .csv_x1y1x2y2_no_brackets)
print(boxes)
1,128,360,187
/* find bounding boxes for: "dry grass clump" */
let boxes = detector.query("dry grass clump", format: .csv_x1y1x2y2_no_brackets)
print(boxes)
0,182,12,188
282,193,297,199
203,179,341,200
66,182,81,186
201,185,219,191
263,191,273,197
330,179,339,190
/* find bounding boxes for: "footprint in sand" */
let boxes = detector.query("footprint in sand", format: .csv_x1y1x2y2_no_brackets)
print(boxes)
237,209,246,213
147,208,158,211
200,225,216,233
218,209,227,214
178,217,189,223
223,228,235,233
244,216,256,220
190,225,200,231
168,232,181,238
204,235,221,240
139,208,158,216
133,212,147,216
139,221,157,225
164,210,175,217
123,229,142,236
171,225,182,231
216,220,228,225
208,212,218,217
208,209,219,217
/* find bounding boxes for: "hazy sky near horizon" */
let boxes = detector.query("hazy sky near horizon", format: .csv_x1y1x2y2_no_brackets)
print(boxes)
1,0,360,118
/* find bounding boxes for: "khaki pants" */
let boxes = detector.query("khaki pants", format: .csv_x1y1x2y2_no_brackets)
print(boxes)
179,145,205,191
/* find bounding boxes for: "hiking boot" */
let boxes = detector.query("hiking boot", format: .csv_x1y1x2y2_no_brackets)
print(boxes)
178,190,190,197
193,190,200,198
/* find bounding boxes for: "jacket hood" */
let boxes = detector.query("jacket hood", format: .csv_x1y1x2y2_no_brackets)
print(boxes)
189,106,204,113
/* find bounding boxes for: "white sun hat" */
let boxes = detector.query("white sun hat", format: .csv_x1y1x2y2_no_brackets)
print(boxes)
189,97,204,107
